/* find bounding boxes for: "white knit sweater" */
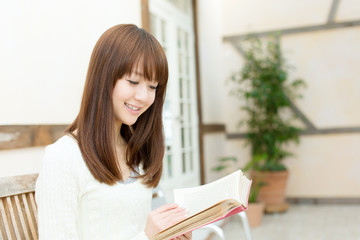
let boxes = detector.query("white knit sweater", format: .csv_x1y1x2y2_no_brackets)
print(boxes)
35,135,152,240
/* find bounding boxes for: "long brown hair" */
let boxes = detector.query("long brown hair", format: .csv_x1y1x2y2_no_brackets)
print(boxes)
66,24,168,187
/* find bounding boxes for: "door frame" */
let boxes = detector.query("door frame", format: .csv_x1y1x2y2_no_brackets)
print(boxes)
141,0,205,185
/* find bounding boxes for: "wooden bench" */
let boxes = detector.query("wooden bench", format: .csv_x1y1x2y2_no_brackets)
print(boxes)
0,174,39,240
0,174,250,240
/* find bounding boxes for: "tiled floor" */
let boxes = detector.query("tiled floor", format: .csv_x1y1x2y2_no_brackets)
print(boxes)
196,204,360,240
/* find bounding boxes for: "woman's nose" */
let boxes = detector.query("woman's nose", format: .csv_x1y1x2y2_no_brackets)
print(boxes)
134,84,148,101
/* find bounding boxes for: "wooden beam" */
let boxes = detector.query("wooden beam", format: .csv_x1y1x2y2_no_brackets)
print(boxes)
141,0,150,32
202,124,226,134
227,126,360,139
192,0,206,185
327,0,340,23
226,132,247,139
301,127,360,136
0,125,67,150
223,20,360,42
287,197,360,205
288,101,316,131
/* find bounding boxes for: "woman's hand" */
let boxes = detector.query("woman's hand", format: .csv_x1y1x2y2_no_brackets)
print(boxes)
144,203,189,239
174,232,192,239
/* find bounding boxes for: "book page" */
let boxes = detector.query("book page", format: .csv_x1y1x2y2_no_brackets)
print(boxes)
174,170,245,216
240,175,252,205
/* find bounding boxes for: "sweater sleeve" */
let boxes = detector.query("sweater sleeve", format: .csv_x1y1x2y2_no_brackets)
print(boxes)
35,143,80,240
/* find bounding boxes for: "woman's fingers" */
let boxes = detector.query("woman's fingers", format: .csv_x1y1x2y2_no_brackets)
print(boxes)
145,204,190,238
177,232,192,239
152,203,179,213
150,204,189,223
161,206,189,220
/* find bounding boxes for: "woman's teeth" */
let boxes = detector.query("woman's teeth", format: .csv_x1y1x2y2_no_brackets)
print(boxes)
126,103,139,111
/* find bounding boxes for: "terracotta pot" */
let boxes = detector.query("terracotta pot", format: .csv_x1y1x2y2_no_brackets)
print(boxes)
251,170,289,206
246,202,265,228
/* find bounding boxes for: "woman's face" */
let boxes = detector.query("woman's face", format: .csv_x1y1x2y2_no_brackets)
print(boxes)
112,65,158,127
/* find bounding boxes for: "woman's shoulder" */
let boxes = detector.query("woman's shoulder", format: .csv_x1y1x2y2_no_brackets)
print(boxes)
43,134,82,166
46,134,79,152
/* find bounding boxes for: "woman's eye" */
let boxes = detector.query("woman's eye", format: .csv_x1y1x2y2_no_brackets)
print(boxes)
127,80,138,85
149,85,158,90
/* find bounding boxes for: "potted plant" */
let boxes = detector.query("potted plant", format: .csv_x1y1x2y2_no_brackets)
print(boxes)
246,181,265,228
230,35,306,212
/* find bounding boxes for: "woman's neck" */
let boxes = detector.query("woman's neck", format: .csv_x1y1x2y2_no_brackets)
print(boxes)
114,121,123,147
114,122,131,180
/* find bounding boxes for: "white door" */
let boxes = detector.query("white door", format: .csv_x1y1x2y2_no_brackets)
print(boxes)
150,0,200,202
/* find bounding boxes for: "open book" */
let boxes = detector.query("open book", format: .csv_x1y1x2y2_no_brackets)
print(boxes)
151,170,252,240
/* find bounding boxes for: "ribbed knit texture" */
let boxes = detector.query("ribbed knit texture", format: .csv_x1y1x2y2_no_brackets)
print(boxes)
35,135,151,240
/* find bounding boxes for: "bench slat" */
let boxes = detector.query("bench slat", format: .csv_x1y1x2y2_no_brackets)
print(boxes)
14,195,29,239
24,193,38,239
9,196,25,239
0,175,38,239
0,199,10,239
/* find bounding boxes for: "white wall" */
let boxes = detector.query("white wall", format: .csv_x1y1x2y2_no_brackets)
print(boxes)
198,0,360,198
0,0,142,177
0,0,141,125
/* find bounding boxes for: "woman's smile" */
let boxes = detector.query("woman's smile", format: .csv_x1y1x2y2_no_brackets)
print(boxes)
125,103,141,112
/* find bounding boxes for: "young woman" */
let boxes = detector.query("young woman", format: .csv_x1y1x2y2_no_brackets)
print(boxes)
35,24,191,240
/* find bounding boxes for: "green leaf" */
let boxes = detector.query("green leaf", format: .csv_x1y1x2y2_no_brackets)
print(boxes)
228,34,305,171
219,157,237,163
211,165,227,172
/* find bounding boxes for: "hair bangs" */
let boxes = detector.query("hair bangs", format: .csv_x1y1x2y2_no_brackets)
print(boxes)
141,41,168,88
112,29,168,88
